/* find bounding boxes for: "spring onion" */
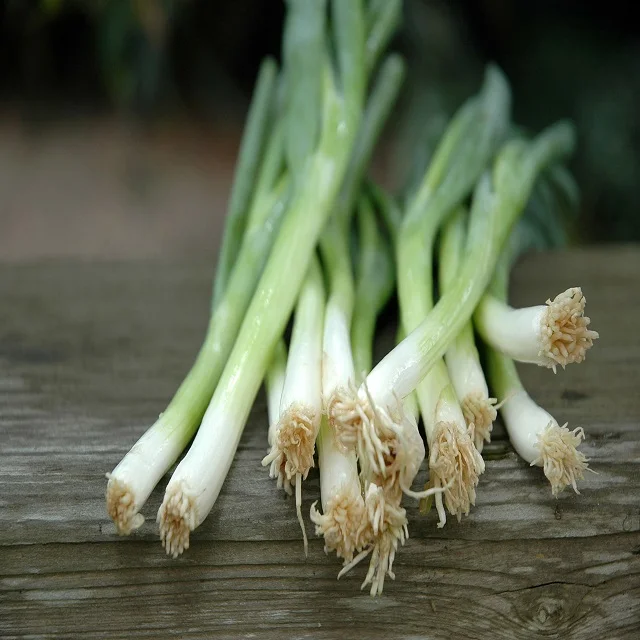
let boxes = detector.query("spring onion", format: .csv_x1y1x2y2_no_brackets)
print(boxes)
310,416,366,564
105,59,284,534
484,250,592,495
265,340,291,496
475,288,599,372
262,4,404,561
333,66,509,527
157,0,371,557
101,0,601,599
350,191,395,379
439,208,498,451
321,191,410,593
331,122,576,522
320,51,406,413
274,12,403,558
473,160,597,373
262,256,325,554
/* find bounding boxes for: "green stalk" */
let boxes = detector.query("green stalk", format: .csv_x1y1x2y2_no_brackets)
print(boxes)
319,52,404,396
333,53,405,226
367,180,402,237
394,66,510,444
246,121,286,223
366,121,576,403
365,0,402,73
212,58,278,306
106,171,289,535
282,0,327,184
439,207,497,450
332,0,367,130
157,1,374,555
438,207,479,369
351,192,394,377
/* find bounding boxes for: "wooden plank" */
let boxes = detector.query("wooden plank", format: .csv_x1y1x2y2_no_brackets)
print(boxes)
1,246,640,638
1,535,639,639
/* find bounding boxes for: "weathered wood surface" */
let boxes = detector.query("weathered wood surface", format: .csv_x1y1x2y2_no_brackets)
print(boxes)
1,246,639,639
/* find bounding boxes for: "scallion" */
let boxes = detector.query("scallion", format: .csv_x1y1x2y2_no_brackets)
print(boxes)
331,122,576,523
475,288,598,372
265,339,291,496
484,250,592,495
157,0,371,557
439,207,498,451
105,59,284,534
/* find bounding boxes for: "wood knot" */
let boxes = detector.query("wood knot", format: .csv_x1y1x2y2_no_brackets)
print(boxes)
512,583,590,634
535,599,562,627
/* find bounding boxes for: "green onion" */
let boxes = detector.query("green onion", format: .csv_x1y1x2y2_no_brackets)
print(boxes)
313,189,401,582
484,250,592,496
105,75,287,535
263,256,325,555
212,58,279,307
157,0,370,557
331,121,576,527
265,339,291,495
270,52,404,564
102,0,599,598
473,157,597,372
266,14,405,567
439,207,498,451
311,416,366,565
320,53,405,399
320,52,404,399
475,287,598,372
333,66,510,524
351,191,395,379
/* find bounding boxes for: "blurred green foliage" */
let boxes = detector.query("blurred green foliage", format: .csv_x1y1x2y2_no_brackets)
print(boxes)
0,0,638,242
0,0,284,113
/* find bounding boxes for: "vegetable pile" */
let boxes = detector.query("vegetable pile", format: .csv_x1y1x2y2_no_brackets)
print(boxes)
106,0,598,596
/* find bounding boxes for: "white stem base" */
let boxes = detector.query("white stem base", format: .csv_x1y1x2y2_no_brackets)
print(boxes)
106,419,188,535
501,389,590,495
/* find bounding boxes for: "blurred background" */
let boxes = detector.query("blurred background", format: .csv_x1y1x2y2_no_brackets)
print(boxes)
1,0,638,261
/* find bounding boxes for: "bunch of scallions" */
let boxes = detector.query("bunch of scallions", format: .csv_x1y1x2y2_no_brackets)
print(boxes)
106,0,598,597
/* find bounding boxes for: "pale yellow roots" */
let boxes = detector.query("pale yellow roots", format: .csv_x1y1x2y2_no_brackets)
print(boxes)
310,488,367,564
461,391,498,451
338,483,408,597
423,421,485,528
262,404,316,481
105,474,145,535
541,288,599,371
328,382,406,483
532,422,591,495
262,405,317,553
157,482,197,558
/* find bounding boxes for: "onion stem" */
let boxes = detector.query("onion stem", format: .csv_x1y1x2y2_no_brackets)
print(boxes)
484,244,593,495
157,0,371,557
439,208,498,451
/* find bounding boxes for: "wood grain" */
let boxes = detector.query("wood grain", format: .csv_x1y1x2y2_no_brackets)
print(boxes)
1,247,639,639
